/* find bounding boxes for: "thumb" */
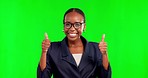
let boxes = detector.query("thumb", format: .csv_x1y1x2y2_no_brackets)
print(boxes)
45,32,48,39
101,34,105,42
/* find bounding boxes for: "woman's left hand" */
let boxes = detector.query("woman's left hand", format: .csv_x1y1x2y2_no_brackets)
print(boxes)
98,34,109,70
98,34,107,55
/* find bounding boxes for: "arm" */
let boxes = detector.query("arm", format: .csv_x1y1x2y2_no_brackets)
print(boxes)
96,51,111,78
97,61,111,78
37,50,53,78
99,34,109,70
37,33,52,78
98,34,111,78
102,53,109,70
40,53,47,71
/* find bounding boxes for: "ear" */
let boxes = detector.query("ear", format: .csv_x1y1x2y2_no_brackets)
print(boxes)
83,23,86,31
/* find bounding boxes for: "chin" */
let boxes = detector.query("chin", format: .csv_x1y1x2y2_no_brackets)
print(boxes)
67,37,77,41
67,36,79,41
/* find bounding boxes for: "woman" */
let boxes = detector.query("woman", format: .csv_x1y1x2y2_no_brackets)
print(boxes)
37,8,111,78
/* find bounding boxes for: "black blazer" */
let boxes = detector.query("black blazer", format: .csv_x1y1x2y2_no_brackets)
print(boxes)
37,36,111,78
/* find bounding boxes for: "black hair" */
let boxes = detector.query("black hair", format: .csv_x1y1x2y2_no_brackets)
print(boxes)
63,8,85,23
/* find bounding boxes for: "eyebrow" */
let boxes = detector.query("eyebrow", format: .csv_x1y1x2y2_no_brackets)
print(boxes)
64,22,84,23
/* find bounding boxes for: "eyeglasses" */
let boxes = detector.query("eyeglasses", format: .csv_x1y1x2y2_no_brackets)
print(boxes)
64,22,84,29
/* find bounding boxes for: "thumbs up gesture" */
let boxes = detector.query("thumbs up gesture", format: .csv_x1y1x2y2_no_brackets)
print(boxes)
42,33,51,54
98,34,107,55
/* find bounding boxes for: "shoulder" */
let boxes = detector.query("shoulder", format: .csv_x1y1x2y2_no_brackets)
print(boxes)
50,41,61,46
49,41,61,49
89,41,99,47
47,41,62,55
87,41,102,61
47,41,62,52
87,41,100,52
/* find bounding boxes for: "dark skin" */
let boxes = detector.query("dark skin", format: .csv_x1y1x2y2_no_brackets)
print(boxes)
40,11,109,71
64,11,85,54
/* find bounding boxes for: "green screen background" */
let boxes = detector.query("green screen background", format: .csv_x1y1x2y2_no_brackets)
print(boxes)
0,0,148,78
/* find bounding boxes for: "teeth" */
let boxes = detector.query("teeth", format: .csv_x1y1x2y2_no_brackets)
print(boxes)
69,34,77,37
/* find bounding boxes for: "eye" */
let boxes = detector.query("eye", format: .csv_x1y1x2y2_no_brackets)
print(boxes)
74,23,81,28
65,23,71,28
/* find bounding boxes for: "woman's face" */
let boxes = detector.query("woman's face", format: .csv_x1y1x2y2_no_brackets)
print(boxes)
64,11,85,41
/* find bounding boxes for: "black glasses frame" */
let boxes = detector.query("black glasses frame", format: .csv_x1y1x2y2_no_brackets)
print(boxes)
64,22,85,29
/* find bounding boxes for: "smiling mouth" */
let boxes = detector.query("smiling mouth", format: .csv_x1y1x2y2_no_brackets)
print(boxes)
68,33,77,38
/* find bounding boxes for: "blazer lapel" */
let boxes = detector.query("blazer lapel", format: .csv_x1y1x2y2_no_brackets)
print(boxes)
60,37,77,67
60,36,94,70
78,40,93,72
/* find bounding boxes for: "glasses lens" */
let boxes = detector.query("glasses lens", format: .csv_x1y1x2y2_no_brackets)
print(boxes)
74,23,81,28
65,23,71,28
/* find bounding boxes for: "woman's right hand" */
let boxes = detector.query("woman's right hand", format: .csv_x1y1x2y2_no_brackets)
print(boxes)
40,33,50,71
42,33,50,54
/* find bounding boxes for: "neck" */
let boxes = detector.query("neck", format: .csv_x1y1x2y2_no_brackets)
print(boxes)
68,38,83,47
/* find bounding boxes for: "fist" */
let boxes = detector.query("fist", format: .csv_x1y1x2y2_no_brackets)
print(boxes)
42,33,50,54
98,34,107,55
